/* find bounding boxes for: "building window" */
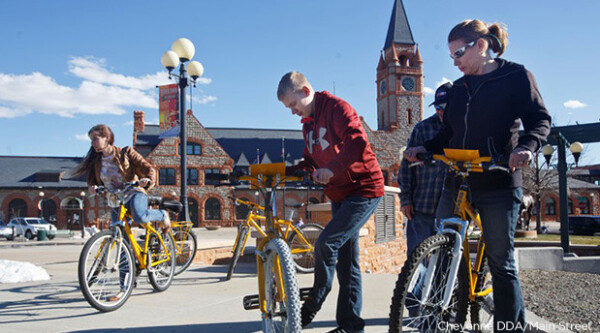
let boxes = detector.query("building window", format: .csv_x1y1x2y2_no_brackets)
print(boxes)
578,196,590,214
8,199,27,220
187,168,198,185
407,108,413,125
159,168,176,185
205,168,221,186
382,170,389,186
375,193,396,243
568,198,573,215
188,198,199,226
179,142,202,155
545,197,556,216
41,200,57,224
205,198,221,220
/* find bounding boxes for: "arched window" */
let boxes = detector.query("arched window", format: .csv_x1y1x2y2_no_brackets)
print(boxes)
8,199,27,219
568,198,573,215
188,198,199,226
578,197,590,214
41,200,57,224
399,55,409,67
545,197,556,215
205,198,221,220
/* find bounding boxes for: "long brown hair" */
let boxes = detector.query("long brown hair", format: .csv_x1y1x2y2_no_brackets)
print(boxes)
448,19,508,57
72,124,115,182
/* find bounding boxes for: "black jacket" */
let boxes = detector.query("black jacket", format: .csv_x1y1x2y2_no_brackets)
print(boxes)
425,59,551,191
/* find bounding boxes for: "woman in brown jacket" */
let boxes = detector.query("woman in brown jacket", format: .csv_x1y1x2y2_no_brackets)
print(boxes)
73,124,170,230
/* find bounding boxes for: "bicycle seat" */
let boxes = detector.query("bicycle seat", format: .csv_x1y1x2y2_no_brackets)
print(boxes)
148,196,183,214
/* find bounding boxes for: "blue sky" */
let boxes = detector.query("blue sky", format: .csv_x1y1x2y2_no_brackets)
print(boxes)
1,0,598,165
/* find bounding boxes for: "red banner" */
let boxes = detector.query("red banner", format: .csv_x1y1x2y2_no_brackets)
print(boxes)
159,84,179,138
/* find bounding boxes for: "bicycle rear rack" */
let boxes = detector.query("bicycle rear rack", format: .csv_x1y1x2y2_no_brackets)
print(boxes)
242,287,312,310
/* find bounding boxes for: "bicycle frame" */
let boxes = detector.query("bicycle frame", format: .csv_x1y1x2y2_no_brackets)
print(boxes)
416,152,498,310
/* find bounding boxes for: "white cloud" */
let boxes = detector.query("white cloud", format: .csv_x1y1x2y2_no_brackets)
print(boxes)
563,100,586,109
423,87,434,95
192,95,218,105
424,77,453,96
75,134,90,141
0,56,214,119
123,120,134,126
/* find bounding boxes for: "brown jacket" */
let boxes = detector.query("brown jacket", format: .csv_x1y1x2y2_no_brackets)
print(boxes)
88,146,156,194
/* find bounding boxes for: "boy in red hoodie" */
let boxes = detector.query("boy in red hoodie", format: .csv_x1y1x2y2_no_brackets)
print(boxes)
278,71,384,333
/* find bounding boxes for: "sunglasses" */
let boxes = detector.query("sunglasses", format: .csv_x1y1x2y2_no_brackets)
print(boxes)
449,39,478,60
434,104,446,111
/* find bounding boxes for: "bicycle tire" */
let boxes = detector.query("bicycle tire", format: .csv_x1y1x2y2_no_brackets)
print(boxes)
388,233,469,333
78,230,135,312
226,225,249,281
173,228,198,276
147,231,176,292
470,257,494,333
262,238,302,333
287,223,323,273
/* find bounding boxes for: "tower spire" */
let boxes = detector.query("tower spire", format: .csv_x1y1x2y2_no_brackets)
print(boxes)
383,0,415,49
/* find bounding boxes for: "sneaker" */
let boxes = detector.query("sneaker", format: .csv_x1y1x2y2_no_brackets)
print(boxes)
108,290,125,302
325,327,350,333
301,303,317,328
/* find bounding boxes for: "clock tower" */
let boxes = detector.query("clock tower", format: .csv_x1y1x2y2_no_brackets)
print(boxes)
376,0,423,135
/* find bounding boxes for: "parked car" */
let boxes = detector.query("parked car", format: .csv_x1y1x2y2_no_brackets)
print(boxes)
6,217,57,240
568,215,600,236
0,220,12,240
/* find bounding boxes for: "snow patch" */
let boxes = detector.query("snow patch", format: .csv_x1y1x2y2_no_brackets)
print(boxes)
0,260,51,283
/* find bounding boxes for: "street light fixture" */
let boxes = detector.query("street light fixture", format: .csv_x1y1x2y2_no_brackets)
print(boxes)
161,37,204,222
540,138,584,255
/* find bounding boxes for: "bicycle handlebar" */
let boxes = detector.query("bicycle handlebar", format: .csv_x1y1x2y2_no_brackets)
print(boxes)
411,152,510,174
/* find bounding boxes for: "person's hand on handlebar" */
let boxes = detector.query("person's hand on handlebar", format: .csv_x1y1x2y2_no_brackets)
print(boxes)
403,146,427,162
509,147,532,172
313,168,334,184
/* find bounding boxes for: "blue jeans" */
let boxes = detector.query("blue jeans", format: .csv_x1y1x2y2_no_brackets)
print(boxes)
110,192,166,225
406,211,437,254
436,187,525,333
110,192,166,290
305,195,382,333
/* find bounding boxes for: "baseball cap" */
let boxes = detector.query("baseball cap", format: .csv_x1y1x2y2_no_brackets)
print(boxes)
429,82,452,107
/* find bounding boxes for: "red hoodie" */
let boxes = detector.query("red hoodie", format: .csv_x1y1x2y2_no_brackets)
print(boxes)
288,91,384,202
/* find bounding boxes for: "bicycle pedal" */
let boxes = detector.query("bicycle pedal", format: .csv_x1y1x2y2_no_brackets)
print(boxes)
242,294,260,310
299,287,312,301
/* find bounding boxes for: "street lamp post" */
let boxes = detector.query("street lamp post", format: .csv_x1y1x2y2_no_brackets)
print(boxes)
161,38,204,222
80,191,86,239
542,137,584,255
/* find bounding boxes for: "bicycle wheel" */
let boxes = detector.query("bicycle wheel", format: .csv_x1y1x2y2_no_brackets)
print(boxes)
226,225,249,281
78,230,135,312
388,234,469,333
262,238,302,333
147,231,176,292
287,223,323,273
470,257,494,333
173,228,198,276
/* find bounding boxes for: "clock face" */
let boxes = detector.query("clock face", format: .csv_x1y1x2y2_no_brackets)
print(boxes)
380,80,386,95
402,77,415,91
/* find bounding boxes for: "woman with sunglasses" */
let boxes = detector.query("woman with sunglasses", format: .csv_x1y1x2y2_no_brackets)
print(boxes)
405,20,551,332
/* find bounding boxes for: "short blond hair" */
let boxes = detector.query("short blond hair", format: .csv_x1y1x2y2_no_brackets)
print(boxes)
277,71,313,101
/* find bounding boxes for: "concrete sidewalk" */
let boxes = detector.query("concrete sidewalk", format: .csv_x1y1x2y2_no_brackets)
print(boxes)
0,229,572,333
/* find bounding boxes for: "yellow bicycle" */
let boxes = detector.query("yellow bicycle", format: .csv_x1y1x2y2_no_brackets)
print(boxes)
78,182,182,312
226,197,323,280
209,162,309,333
389,149,507,333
